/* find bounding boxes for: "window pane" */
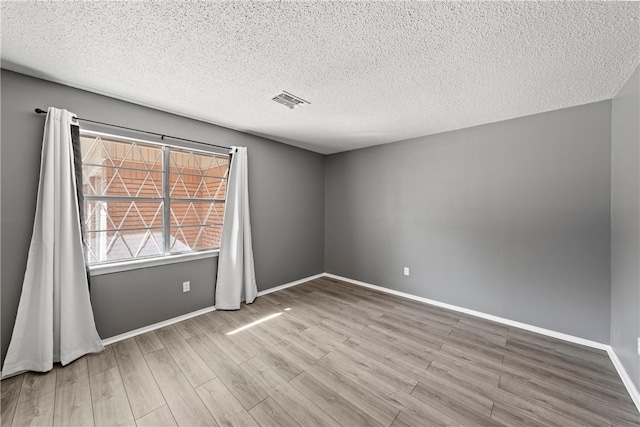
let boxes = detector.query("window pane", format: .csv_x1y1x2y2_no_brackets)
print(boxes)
204,176,227,199
200,155,229,177
84,200,163,232
170,150,227,176
83,166,162,197
81,135,162,170
86,229,164,263
170,201,223,228
169,174,210,199
169,148,228,200
81,135,164,198
170,225,222,253
80,130,228,265
169,170,227,199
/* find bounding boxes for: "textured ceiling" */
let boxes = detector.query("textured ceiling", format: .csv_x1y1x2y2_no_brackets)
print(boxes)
2,2,639,154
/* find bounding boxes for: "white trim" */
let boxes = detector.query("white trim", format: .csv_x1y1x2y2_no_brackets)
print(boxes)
90,250,219,276
324,273,607,350
97,270,640,414
607,347,640,412
99,272,324,345
324,272,640,414
257,273,326,297
101,306,216,346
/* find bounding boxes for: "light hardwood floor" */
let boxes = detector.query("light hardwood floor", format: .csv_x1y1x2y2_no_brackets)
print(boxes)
2,277,639,426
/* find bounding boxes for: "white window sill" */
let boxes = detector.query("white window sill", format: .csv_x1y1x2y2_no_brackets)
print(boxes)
89,250,220,276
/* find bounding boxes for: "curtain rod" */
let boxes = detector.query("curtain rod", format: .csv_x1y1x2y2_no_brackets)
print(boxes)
34,108,230,152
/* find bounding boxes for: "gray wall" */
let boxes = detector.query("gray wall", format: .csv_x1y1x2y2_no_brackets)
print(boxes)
1,70,325,364
611,66,640,390
326,101,612,343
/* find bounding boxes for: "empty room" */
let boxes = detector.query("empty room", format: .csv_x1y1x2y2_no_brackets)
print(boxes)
1,1,639,426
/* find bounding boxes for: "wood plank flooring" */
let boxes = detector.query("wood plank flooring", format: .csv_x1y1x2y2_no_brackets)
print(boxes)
2,277,639,426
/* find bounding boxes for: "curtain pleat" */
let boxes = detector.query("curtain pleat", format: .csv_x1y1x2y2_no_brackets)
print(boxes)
215,146,258,310
2,107,104,378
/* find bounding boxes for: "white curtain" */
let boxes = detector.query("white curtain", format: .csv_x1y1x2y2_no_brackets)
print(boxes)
215,146,257,309
2,108,104,378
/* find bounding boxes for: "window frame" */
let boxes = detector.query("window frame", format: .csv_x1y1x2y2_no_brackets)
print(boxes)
78,129,229,275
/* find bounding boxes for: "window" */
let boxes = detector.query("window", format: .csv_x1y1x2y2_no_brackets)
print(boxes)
79,130,229,265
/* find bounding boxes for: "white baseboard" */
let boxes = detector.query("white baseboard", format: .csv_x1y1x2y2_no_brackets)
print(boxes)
101,306,216,346
257,273,326,297
99,270,640,414
607,347,640,412
101,272,325,346
324,272,640,413
324,273,607,350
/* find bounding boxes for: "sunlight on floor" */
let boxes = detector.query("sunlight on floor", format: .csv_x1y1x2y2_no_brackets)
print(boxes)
226,312,284,335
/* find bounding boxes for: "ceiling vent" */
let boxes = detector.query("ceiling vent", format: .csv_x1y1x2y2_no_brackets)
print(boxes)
272,91,310,109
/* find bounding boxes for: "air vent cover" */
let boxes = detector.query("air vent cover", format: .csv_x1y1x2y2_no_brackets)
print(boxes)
272,91,310,109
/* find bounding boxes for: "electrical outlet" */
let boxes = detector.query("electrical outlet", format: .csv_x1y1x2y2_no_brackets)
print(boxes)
183,281,190,293
404,267,410,276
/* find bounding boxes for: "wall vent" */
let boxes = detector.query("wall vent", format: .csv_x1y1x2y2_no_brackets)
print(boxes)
272,91,310,109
